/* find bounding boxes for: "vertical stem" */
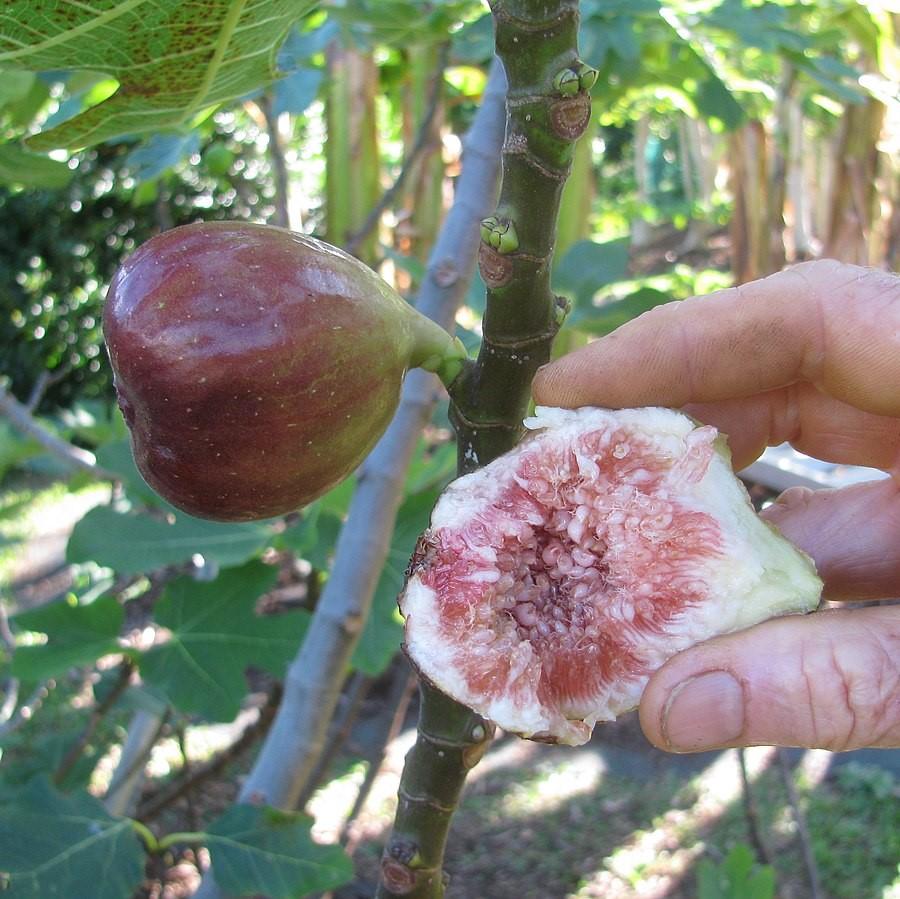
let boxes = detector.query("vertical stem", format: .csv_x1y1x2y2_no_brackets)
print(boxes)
777,749,824,899
326,44,381,263
379,3,589,896
767,66,795,271
787,95,812,260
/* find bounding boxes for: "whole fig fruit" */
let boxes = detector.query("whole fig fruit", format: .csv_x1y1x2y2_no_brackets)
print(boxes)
103,221,464,521
401,406,822,745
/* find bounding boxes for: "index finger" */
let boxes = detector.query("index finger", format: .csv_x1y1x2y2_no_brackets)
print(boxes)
533,260,900,416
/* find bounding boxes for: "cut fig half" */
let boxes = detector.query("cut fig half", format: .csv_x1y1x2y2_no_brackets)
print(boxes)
400,406,822,746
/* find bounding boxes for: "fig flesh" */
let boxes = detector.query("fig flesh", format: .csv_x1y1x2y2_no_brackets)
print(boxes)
103,222,463,521
400,406,822,746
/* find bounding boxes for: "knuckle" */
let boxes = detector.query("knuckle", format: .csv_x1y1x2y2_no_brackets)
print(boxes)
804,628,900,751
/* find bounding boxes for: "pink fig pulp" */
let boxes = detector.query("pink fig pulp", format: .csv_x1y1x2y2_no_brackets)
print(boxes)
401,406,822,746
103,222,462,521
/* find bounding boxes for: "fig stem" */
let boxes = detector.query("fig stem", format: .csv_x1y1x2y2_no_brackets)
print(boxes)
407,313,469,389
380,1,589,897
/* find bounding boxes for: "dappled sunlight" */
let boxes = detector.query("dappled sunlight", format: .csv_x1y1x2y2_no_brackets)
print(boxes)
572,746,776,897
308,760,369,842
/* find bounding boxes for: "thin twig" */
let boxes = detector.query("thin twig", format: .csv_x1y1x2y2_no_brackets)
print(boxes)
345,43,449,257
0,598,18,726
53,660,134,785
777,748,824,899
258,93,291,229
0,383,119,481
737,748,772,865
137,687,281,821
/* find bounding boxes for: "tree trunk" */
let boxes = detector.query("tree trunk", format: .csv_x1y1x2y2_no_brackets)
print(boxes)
786,96,814,260
631,115,654,249
326,44,380,263
398,42,447,270
729,120,771,283
823,96,886,265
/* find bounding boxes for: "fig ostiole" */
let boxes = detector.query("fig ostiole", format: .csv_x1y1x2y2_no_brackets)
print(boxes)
103,221,466,522
400,406,822,747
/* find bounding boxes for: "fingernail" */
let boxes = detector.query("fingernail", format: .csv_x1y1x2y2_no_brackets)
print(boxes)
661,670,744,752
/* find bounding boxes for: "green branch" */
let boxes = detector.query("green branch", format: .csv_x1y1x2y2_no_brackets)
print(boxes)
378,2,593,896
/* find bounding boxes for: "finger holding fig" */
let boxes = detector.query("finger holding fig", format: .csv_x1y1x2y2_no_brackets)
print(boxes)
639,606,900,752
532,260,900,473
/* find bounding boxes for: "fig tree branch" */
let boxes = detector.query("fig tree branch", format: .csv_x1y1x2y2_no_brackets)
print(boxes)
377,3,591,895
346,42,450,259
104,705,171,817
191,61,506,899
0,382,119,481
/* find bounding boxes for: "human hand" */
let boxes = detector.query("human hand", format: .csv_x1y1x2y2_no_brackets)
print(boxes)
532,260,900,752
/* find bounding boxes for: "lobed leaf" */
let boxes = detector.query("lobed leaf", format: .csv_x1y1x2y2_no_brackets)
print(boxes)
207,804,352,898
10,593,123,681
0,778,144,898
139,561,307,720
66,504,272,574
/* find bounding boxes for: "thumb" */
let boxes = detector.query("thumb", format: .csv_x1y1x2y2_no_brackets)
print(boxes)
638,607,900,752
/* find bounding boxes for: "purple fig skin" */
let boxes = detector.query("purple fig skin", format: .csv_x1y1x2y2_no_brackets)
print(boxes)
103,221,434,521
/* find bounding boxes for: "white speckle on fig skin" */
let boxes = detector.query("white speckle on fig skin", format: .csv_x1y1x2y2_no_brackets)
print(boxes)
400,406,823,746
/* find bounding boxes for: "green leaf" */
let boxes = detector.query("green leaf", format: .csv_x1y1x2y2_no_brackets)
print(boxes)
569,286,671,335
693,66,746,131
0,144,72,189
1,0,318,150
553,238,631,308
10,593,123,681
352,486,441,676
207,804,352,898
0,778,144,898
140,561,307,720
696,844,776,899
66,505,271,574
93,440,166,508
0,68,35,104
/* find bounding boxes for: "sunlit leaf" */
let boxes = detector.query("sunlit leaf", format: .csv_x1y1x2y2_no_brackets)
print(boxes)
207,804,352,898
140,561,307,720
10,593,123,681
0,0,318,150
0,144,72,189
66,505,271,574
